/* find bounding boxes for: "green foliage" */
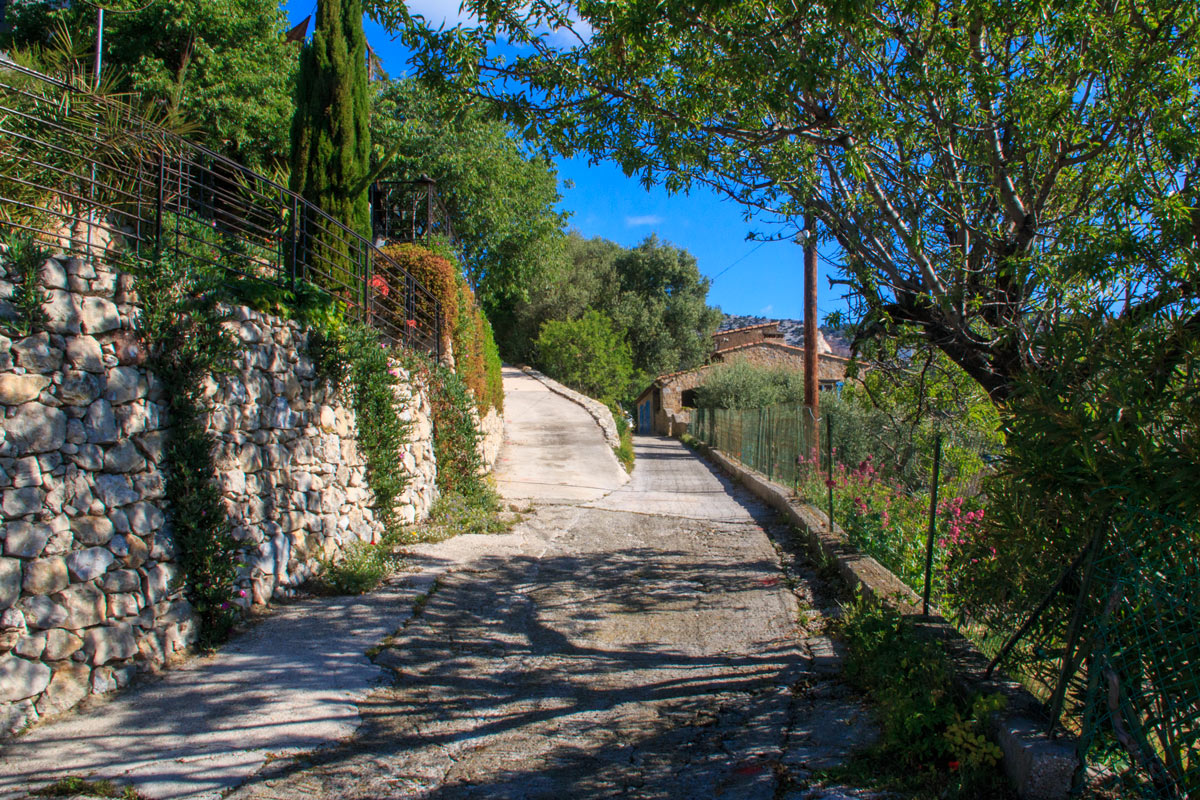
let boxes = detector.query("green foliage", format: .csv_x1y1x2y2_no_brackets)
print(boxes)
610,406,635,472
694,361,806,410
504,233,721,380
223,276,344,333
133,253,240,648
395,349,489,500
30,776,144,799
535,310,633,406
371,79,568,320
410,488,511,543
333,325,412,537
291,0,372,280
398,0,1200,405
318,540,394,595
428,364,487,498
839,595,1010,796
0,231,50,336
604,235,723,379
3,0,296,169
377,242,503,413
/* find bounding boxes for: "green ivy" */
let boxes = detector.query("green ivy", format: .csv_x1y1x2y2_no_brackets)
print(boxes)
0,230,50,336
133,254,241,648
312,324,411,539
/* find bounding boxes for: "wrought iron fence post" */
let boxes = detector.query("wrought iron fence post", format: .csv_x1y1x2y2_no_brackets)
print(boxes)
154,149,165,256
287,193,298,293
923,434,943,615
405,273,416,350
434,298,442,362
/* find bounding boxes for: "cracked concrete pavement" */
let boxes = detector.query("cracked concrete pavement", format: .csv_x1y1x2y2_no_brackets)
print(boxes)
0,366,881,799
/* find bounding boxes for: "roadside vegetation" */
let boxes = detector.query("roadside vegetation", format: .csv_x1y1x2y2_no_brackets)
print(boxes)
825,596,1012,800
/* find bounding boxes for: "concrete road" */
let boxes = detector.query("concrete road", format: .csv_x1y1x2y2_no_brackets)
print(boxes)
0,368,878,799
226,415,878,798
493,367,629,504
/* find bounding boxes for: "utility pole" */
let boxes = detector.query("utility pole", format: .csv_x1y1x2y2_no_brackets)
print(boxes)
803,211,820,451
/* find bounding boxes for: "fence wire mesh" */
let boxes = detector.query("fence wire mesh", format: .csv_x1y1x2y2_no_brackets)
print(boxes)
691,400,994,612
0,58,443,355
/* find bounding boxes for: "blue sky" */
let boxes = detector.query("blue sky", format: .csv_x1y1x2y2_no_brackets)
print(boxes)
283,2,849,322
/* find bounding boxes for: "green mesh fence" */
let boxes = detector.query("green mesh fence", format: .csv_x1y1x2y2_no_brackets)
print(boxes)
690,401,994,612
1071,509,1200,798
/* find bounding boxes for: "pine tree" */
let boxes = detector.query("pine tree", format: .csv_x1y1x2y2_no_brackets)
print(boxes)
290,0,371,284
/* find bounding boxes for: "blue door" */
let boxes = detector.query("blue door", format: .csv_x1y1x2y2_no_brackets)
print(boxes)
638,400,652,434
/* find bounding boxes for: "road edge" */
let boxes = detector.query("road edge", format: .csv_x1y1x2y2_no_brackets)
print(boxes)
518,367,623,451
682,435,1078,800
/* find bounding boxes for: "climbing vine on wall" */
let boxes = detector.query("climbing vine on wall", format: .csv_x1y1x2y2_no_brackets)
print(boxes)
133,254,241,647
308,322,412,539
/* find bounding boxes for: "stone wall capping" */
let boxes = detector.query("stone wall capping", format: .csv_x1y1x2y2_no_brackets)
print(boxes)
688,439,1077,800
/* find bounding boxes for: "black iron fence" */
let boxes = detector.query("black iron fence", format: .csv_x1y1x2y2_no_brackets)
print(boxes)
0,58,441,356
371,177,454,245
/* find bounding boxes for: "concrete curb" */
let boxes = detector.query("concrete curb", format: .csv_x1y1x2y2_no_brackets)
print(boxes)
685,438,1078,800
519,367,622,450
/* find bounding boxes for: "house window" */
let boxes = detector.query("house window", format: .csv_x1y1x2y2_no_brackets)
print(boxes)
681,389,698,408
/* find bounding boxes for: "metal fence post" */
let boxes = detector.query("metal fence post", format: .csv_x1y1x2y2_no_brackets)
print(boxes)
923,434,943,615
154,149,165,255
826,411,834,533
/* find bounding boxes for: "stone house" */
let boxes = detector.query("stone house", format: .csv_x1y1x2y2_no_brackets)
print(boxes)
634,322,850,435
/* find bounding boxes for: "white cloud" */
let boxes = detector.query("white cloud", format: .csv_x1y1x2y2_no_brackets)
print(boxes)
404,0,478,28
625,215,664,227
759,304,774,315
403,1,593,44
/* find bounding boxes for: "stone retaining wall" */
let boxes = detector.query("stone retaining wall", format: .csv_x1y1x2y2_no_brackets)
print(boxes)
0,253,439,735
476,407,503,472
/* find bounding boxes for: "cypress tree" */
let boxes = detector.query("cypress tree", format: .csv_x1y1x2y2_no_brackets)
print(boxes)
290,0,371,283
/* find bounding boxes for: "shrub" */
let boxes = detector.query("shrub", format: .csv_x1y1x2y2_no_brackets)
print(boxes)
611,405,635,472
0,231,50,336
319,540,393,594
535,310,633,404
412,488,511,543
396,350,489,500
693,360,804,410
377,242,502,414
839,595,1008,796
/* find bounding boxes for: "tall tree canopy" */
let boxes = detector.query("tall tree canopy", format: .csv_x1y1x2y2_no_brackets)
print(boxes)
393,0,1200,403
291,0,372,241
510,232,721,380
1,0,296,169
371,79,567,321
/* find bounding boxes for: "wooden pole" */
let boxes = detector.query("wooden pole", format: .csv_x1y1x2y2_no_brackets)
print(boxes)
804,212,819,451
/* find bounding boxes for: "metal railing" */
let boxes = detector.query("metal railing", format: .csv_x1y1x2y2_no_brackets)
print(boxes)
371,177,454,245
0,58,441,357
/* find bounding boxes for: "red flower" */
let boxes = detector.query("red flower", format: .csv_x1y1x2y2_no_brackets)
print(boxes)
369,275,390,298
948,760,961,771
406,318,417,328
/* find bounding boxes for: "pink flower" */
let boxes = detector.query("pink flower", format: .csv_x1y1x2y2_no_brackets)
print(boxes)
369,275,390,298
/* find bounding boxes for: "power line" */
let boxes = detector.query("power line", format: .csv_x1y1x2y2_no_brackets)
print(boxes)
710,240,767,283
